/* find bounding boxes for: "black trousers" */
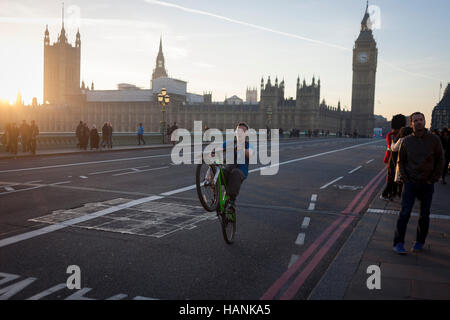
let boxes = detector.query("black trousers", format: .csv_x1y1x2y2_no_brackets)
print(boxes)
223,165,245,201
137,134,146,145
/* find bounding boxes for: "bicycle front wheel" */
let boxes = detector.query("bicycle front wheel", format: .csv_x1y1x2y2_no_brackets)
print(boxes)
196,163,219,212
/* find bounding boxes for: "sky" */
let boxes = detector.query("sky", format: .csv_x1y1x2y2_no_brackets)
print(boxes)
0,0,449,123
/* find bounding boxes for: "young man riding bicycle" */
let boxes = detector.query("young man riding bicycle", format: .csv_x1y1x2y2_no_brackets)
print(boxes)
221,122,255,214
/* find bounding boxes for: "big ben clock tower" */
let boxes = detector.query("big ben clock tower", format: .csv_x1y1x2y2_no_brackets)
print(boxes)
351,1,378,137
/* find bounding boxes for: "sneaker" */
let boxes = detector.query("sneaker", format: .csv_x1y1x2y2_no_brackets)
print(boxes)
380,195,390,201
411,242,423,252
393,243,407,255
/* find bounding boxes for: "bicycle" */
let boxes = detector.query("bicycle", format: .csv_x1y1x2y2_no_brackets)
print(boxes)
196,158,236,244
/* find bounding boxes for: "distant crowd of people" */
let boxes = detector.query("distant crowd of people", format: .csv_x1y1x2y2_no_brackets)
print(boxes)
76,121,113,150
381,112,447,255
0,120,39,155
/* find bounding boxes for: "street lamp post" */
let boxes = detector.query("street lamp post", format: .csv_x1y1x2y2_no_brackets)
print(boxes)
157,88,170,144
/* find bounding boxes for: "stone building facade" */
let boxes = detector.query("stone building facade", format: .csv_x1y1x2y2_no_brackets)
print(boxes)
0,4,381,136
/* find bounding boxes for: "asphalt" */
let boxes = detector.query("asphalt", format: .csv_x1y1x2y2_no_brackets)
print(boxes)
0,137,447,300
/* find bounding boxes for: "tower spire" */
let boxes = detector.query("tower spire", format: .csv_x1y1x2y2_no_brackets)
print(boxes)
361,1,371,31
58,2,67,43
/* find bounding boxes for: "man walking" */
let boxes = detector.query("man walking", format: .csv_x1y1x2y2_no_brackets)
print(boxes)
76,121,83,149
393,112,444,254
20,120,30,152
107,122,113,148
137,123,146,145
29,120,39,155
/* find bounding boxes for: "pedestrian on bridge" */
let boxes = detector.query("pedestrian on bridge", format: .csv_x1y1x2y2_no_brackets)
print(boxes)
19,120,30,152
381,114,406,201
393,112,444,254
90,125,100,150
76,121,83,149
137,123,146,145
9,123,19,155
101,123,108,149
29,120,39,155
439,128,449,184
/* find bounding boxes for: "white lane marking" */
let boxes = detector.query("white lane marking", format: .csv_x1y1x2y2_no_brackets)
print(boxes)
0,272,20,286
249,140,380,173
288,254,300,268
0,140,380,247
65,288,95,300
307,203,316,211
0,277,37,300
4,186,14,191
88,166,149,175
106,293,128,300
25,180,42,184
50,181,71,185
295,233,306,245
112,166,169,176
301,217,311,229
133,296,159,300
366,159,374,164
27,283,67,300
311,194,318,202
367,208,450,220
279,138,337,146
160,185,197,196
320,176,344,190
0,195,163,248
0,185,44,197
79,176,88,179
348,165,362,174
0,153,172,174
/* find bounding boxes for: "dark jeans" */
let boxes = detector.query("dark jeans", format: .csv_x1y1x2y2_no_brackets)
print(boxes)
223,165,245,201
138,134,146,145
393,182,434,246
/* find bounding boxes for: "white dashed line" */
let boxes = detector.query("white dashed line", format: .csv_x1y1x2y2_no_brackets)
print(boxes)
320,176,344,190
348,165,362,174
288,254,300,268
301,217,311,229
366,159,374,164
295,233,306,245
112,166,169,176
79,176,88,179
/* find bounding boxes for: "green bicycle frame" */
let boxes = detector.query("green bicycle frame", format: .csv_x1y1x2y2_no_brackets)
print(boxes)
216,165,229,213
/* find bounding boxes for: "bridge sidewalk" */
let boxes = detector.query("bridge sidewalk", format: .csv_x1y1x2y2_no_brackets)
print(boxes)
309,179,450,300
0,144,172,160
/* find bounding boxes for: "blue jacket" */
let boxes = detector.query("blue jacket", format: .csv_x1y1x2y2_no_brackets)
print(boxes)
137,126,144,135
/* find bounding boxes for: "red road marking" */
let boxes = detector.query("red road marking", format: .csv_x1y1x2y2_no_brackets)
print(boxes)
279,169,386,299
280,215,355,300
260,167,386,300
260,215,345,300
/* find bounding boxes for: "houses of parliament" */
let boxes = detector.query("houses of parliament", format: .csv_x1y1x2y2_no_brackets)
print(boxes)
1,4,384,137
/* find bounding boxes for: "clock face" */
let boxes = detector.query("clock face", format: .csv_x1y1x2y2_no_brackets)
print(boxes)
357,52,369,64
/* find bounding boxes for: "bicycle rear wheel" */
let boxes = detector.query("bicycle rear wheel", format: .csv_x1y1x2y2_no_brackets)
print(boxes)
196,163,219,212
219,198,236,244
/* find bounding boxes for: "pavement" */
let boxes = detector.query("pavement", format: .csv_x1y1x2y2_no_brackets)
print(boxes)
0,137,448,300
309,178,450,300
0,144,172,160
